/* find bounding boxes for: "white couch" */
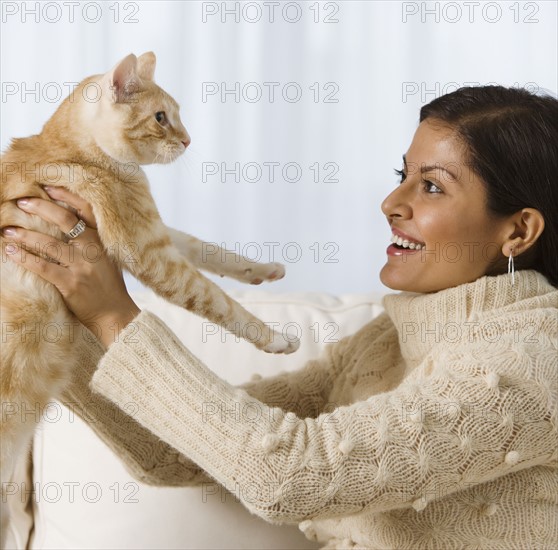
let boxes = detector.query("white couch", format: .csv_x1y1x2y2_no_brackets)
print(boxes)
6,288,385,549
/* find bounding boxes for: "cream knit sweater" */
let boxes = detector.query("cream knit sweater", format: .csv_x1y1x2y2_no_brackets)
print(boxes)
64,270,558,550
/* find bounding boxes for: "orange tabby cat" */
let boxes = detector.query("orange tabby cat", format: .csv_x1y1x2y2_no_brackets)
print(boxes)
0,52,299,543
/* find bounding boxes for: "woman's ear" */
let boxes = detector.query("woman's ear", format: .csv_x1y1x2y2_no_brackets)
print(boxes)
501,208,545,257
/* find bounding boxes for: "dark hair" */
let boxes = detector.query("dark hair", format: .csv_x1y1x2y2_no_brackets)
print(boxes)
420,85,558,287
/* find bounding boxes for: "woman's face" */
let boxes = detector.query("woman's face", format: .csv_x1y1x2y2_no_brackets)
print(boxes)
380,118,509,293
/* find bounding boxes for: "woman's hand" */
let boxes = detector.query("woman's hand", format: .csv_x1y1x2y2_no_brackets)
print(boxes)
2,186,140,348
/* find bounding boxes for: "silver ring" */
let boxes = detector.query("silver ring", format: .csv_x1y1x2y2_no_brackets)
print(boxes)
65,219,87,240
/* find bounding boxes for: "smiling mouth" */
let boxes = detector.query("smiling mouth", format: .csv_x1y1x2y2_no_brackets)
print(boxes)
390,233,424,250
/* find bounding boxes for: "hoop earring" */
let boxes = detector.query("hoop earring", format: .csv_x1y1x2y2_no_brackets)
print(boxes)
508,247,515,286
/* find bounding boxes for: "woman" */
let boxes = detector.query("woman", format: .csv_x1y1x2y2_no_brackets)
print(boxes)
3,86,557,549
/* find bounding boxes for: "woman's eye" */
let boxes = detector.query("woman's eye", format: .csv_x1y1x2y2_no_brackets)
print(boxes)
394,169,442,194
155,111,167,125
423,180,442,194
394,168,406,183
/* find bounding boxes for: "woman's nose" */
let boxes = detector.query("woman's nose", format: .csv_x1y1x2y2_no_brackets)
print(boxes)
381,183,412,218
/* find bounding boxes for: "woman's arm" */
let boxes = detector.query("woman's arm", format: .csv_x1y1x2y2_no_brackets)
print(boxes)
61,319,358,487
91,309,557,524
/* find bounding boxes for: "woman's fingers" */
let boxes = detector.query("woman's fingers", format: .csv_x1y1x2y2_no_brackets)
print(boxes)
2,226,76,266
16,196,91,237
43,186,98,229
4,243,67,286
2,192,139,348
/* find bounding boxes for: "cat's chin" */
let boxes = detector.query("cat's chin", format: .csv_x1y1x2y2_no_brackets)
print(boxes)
154,150,185,165
159,155,182,165
125,153,182,166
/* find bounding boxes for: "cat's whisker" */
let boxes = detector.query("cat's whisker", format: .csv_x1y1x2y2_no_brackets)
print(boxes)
184,153,199,174
178,147,199,166
177,156,192,177
184,155,197,173
185,147,202,162
183,163,196,183
152,149,162,164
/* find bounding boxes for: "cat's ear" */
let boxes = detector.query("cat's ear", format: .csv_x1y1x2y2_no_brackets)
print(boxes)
106,53,140,103
137,52,156,81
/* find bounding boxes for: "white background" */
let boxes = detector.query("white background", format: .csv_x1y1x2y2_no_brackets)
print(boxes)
1,0,557,294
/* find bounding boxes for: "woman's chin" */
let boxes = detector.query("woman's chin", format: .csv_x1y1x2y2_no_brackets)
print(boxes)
379,264,428,293
379,265,411,291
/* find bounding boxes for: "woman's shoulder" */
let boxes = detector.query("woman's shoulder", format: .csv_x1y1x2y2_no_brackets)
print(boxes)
427,296,557,395
469,283,557,350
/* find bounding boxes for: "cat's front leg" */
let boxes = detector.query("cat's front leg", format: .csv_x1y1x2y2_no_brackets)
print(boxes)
98,223,298,354
167,227,286,285
91,182,298,354
126,248,299,354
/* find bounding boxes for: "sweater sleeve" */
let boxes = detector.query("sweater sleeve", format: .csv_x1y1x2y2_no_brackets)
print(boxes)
61,312,377,487
61,335,211,487
91,309,557,524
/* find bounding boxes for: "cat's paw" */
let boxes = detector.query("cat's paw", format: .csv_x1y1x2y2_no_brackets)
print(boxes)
262,331,300,354
247,262,286,285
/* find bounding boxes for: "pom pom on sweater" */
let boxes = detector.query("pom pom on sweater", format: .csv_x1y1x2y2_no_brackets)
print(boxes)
485,371,500,389
505,451,520,466
261,433,281,453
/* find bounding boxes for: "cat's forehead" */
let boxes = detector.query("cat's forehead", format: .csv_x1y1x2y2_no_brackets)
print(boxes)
141,82,180,111
160,92,180,111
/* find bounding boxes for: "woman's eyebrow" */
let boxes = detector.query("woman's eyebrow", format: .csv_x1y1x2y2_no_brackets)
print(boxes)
402,154,460,183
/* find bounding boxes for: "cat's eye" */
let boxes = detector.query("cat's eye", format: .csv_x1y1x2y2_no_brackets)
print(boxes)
155,111,167,125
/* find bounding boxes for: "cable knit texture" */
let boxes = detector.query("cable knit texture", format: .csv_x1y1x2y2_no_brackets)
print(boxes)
80,270,556,549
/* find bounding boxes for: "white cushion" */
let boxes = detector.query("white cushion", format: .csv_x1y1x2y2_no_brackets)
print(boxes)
25,290,384,549
3,450,33,550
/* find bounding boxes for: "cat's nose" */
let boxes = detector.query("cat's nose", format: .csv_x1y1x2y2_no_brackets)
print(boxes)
181,136,191,149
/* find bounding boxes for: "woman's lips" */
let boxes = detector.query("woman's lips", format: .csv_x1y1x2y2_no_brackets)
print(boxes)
386,244,421,256
387,226,425,256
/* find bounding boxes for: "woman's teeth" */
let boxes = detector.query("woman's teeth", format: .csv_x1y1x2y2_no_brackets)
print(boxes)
390,233,423,250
